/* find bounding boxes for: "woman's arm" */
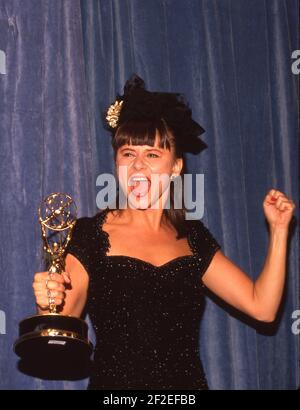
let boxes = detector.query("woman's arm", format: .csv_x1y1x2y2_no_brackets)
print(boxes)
202,189,295,322
34,253,89,318
58,253,89,317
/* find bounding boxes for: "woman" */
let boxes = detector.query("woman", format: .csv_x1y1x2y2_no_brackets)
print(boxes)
33,75,295,390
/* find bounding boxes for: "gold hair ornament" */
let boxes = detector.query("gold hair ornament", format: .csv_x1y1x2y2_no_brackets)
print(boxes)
106,100,123,128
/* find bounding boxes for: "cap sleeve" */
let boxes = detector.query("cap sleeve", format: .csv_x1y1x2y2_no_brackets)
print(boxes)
188,220,221,279
65,217,93,274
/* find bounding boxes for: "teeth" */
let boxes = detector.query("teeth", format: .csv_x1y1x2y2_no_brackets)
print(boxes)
132,177,148,181
129,176,150,187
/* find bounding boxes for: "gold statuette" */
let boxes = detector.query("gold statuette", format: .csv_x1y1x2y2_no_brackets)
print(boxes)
14,193,93,380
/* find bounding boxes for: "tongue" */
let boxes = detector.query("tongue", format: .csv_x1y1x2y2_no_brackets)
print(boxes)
132,180,150,197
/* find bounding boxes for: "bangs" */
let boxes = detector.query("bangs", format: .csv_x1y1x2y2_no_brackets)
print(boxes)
112,119,175,155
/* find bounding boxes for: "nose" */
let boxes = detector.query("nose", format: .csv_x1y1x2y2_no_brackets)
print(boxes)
132,155,146,170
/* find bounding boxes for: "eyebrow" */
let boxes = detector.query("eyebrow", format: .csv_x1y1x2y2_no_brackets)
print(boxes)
120,147,163,152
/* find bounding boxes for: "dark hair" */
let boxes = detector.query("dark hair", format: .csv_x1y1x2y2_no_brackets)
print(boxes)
109,119,190,239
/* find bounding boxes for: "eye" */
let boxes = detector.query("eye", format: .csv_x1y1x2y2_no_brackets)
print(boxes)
147,153,159,158
123,152,134,157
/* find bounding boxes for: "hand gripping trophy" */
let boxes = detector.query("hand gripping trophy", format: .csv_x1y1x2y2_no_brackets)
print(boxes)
14,193,93,379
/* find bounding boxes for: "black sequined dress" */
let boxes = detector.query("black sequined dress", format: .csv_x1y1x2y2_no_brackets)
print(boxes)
66,208,221,390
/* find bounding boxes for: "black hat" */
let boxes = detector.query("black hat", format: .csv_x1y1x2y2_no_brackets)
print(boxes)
105,74,207,154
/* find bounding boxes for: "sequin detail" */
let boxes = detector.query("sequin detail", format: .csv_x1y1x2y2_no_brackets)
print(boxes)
66,208,221,390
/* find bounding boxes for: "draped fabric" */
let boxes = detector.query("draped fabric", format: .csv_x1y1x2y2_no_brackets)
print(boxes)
0,0,299,390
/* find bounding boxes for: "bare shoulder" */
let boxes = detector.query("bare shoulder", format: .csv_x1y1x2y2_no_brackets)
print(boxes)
102,209,126,228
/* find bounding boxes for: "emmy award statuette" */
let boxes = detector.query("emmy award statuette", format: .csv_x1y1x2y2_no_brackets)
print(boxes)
14,193,93,380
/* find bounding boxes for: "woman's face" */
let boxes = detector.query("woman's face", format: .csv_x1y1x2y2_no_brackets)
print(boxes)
115,133,183,210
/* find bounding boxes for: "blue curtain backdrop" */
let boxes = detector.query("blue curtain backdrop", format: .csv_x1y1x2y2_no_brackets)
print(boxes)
0,0,299,390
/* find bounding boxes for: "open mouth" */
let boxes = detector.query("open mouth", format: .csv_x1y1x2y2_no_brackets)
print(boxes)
128,175,151,198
